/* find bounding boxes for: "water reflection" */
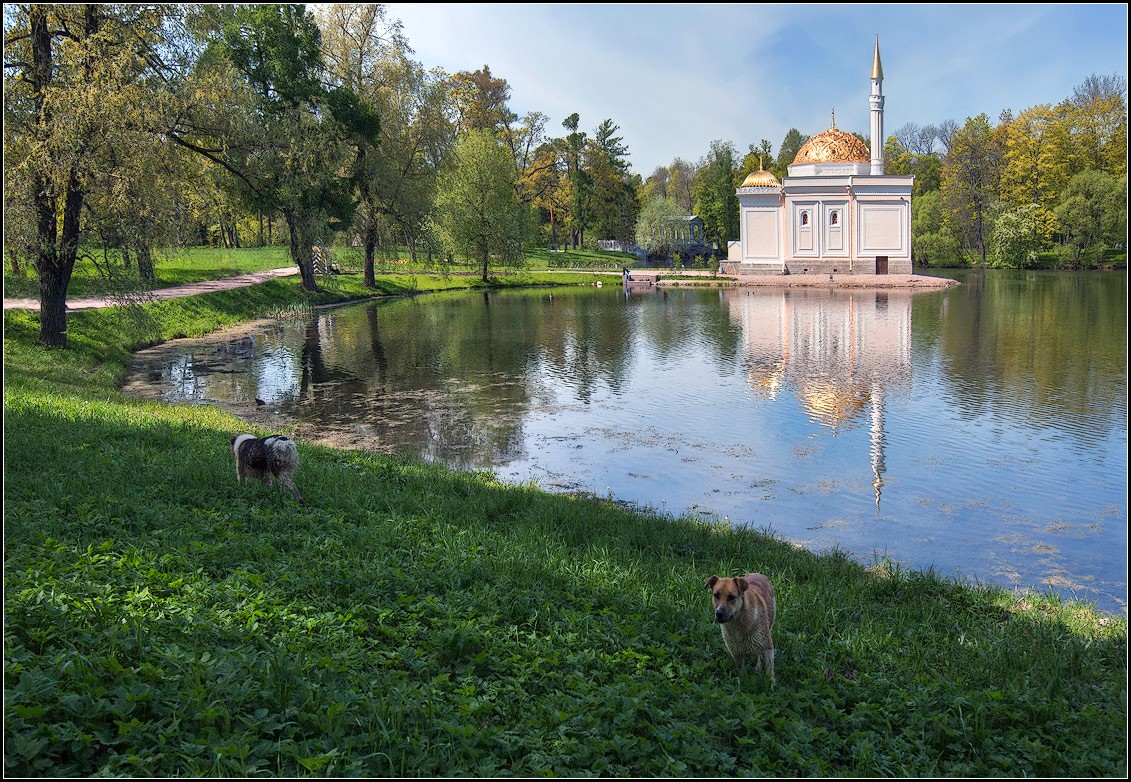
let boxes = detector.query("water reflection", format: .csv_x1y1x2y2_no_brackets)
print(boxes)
729,289,910,508
124,274,1127,613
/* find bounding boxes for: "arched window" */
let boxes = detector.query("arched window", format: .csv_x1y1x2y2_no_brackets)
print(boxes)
801,211,809,226
830,211,839,226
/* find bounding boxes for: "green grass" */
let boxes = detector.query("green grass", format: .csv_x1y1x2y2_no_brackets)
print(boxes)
4,244,641,301
3,268,1127,777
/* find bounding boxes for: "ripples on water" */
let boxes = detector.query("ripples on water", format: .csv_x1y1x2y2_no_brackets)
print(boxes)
124,272,1128,614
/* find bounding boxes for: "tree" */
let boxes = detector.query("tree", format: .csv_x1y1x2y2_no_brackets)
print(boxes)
736,139,774,185
911,190,961,267
634,195,685,260
1054,169,1127,268
998,104,1071,215
180,4,379,292
435,130,528,280
3,4,185,345
1068,73,1127,178
774,128,807,178
560,112,592,249
316,3,447,284
988,203,1048,268
448,64,514,135
666,157,696,212
692,139,739,247
940,113,1001,266
587,118,638,243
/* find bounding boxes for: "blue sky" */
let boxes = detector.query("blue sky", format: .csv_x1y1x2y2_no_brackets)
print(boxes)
381,3,1128,177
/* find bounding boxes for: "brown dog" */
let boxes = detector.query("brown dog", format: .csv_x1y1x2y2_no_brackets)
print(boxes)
706,572,776,682
231,434,304,504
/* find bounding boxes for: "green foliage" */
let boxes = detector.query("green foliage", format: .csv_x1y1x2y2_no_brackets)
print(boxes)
4,276,1128,777
635,196,685,258
435,131,528,280
988,203,1050,268
1054,169,1127,269
692,139,740,246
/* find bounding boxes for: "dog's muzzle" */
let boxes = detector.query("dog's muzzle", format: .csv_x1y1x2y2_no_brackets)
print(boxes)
715,606,732,623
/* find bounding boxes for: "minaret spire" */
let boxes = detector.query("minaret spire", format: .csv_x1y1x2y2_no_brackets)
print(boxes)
869,35,885,175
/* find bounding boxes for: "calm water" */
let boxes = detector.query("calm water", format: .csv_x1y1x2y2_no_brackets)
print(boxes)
126,270,1128,613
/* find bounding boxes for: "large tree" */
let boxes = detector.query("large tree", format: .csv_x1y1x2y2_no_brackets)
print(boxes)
634,195,685,260
170,4,378,292
435,130,528,281
587,119,638,243
1054,169,1127,268
3,4,178,346
940,113,1001,266
317,3,449,283
692,139,740,247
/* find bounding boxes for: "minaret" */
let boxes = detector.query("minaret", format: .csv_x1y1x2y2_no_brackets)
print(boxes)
869,35,885,175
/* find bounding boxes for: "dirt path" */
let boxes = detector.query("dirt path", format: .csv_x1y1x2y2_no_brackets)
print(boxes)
3,267,300,311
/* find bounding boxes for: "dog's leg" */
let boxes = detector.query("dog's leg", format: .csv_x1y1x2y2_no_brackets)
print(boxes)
280,475,305,505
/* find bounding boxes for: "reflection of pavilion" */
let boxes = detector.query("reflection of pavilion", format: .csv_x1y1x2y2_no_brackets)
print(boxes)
726,289,912,508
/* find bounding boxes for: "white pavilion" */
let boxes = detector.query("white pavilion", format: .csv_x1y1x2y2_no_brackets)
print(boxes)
722,38,913,276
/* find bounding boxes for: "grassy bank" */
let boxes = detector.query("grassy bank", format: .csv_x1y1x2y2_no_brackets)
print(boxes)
4,275,1127,776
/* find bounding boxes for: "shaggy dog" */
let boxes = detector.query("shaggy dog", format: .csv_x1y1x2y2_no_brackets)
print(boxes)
706,572,776,683
231,434,304,504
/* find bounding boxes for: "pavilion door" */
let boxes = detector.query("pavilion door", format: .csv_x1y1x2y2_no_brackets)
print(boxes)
876,256,889,274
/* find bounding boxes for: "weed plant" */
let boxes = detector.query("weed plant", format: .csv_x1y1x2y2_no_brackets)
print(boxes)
3,272,1127,777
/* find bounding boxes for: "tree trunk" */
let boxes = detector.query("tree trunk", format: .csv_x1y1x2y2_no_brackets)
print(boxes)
364,229,377,288
285,207,318,292
136,239,155,282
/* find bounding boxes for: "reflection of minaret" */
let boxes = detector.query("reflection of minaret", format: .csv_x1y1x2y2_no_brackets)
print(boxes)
870,383,886,509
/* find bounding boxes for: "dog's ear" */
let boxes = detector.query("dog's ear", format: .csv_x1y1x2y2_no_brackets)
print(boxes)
705,575,719,590
735,577,750,593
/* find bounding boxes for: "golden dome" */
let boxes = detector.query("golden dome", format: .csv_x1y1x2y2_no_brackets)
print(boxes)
740,168,781,188
792,127,870,165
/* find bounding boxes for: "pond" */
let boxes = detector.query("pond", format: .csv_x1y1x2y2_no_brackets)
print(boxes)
125,270,1128,614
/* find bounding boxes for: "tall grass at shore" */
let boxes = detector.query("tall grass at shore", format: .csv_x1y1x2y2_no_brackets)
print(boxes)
4,276,1127,777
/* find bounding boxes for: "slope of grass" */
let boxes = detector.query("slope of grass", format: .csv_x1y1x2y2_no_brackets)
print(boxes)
3,277,1127,777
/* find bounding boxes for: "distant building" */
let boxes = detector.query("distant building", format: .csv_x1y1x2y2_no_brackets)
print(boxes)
722,38,913,276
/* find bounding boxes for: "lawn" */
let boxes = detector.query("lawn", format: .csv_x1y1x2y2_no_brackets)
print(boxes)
3,262,1127,777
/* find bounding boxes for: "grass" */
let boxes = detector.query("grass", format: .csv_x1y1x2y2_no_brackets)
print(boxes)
3,244,641,301
3,256,1127,777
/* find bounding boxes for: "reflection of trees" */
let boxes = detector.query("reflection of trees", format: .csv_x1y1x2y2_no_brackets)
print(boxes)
925,270,1126,445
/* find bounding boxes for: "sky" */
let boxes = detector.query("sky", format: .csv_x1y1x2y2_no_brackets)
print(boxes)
381,3,1128,177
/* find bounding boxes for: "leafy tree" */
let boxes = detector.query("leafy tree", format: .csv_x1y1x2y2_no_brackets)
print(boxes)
1068,73,1127,178
736,139,774,185
560,113,592,249
774,128,807,178
449,64,514,135
666,158,696,212
884,135,941,196
940,113,1001,266
998,104,1071,213
634,195,685,260
692,139,739,247
177,3,379,292
911,190,961,267
436,130,528,280
587,119,638,243
988,203,1049,268
1054,169,1127,268
317,3,447,283
3,4,180,346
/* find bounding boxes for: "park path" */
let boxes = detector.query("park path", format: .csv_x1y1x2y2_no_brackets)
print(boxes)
3,267,299,311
